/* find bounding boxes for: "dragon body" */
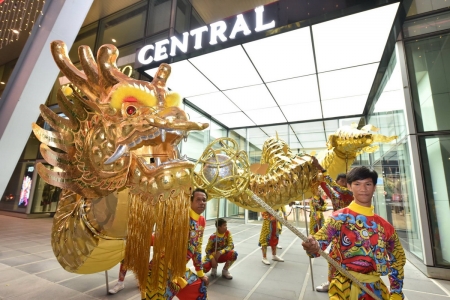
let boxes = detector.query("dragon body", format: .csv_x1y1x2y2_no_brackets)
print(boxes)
33,41,395,296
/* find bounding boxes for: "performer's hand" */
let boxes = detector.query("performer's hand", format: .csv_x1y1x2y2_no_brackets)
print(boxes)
200,275,209,286
302,235,320,254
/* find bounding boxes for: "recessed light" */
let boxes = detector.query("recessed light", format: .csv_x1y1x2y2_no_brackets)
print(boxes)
0,82,5,84
112,38,116,43
12,29,19,34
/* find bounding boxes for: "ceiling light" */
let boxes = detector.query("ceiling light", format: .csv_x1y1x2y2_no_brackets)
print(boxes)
212,112,255,128
321,95,367,118
223,84,277,110
0,82,5,84
318,63,379,100
188,45,262,90
112,38,117,43
244,107,286,125
243,27,316,82
291,121,324,133
186,92,240,115
12,29,19,34
267,75,320,106
280,102,322,122
312,3,399,72
145,60,218,97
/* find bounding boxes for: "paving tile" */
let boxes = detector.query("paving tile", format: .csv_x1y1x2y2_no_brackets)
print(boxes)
0,274,52,298
37,267,81,282
16,258,61,274
0,250,28,260
12,283,80,300
58,273,108,293
2,255,54,268
403,277,448,295
248,291,289,300
403,289,450,300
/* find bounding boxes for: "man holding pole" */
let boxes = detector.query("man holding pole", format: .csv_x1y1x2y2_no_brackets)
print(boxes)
302,166,406,300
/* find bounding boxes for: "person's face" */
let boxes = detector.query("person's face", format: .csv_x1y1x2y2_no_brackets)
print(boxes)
336,178,347,187
347,178,376,207
191,191,207,215
217,222,227,234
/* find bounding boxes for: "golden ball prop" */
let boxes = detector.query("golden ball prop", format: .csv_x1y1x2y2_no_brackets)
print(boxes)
193,137,250,199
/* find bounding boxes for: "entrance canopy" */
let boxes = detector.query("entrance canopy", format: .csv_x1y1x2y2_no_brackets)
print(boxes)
139,1,401,149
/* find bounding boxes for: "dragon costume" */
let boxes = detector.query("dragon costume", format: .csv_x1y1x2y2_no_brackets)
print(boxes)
32,41,396,298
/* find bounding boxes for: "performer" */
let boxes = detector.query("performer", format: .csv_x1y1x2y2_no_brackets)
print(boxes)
302,167,406,300
143,188,209,300
259,210,284,265
312,156,355,292
309,191,328,234
203,218,237,279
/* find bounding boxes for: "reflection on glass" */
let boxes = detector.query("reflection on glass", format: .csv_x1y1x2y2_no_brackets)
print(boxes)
69,24,97,62
419,136,450,267
405,33,450,132
101,3,146,46
147,0,171,35
407,0,450,17
372,141,423,259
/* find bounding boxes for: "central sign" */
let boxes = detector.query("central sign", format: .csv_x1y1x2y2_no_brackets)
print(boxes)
137,5,275,66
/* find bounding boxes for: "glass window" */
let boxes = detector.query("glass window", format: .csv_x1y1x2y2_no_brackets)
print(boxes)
405,33,450,132
99,3,146,47
419,135,450,267
0,59,17,98
407,0,450,17
147,0,171,35
190,7,205,30
117,41,145,79
0,162,35,213
372,140,423,259
181,105,210,160
69,23,97,63
404,11,450,38
175,0,190,34
30,164,62,214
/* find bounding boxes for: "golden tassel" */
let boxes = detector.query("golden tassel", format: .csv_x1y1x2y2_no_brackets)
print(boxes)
124,189,191,293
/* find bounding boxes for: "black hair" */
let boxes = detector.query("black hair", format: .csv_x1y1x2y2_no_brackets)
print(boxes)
215,218,227,228
346,166,378,185
191,188,208,201
336,173,347,181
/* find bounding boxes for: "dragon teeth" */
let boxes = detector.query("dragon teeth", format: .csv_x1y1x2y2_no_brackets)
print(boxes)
104,144,129,164
161,129,166,142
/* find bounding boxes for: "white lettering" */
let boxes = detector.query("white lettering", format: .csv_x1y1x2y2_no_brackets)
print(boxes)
138,44,155,65
154,39,170,61
254,6,275,32
190,26,208,50
229,14,251,39
209,21,228,45
170,32,190,56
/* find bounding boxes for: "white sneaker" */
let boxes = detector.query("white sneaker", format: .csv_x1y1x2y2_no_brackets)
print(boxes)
262,258,271,265
109,281,124,294
222,269,233,279
316,281,329,292
272,255,284,262
211,267,217,277
277,245,282,249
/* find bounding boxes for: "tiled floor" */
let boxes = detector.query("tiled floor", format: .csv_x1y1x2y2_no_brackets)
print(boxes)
0,215,449,299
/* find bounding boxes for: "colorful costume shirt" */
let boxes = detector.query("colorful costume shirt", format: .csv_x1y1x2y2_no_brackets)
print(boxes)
320,173,353,211
202,230,238,272
309,195,328,234
311,201,406,300
258,210,281,247
187,208,206,278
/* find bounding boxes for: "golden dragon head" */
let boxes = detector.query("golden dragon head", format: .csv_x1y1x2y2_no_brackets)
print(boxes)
32,41,209,198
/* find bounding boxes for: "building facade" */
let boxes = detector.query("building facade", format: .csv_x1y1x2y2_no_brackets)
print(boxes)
0,0,449,279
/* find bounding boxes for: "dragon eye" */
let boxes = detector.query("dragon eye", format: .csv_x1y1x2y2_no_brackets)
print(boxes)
126,105,137,116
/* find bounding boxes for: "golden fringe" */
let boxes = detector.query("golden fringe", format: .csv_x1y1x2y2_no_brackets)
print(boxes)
124,190,190,293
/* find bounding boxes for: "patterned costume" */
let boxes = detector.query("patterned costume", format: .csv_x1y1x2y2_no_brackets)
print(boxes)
144,209,207,300
320,173,353,211
311,201,406,300
309,195,328,234
259,210,281,247
203,230,238,272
